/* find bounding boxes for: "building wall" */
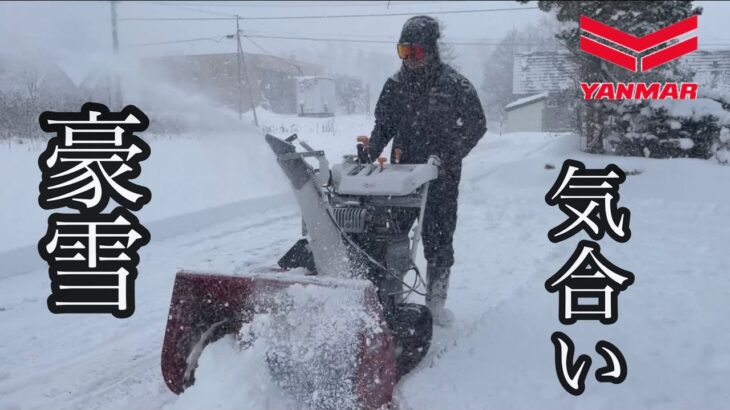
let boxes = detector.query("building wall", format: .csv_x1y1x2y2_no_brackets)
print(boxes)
542,93,578,132
506,99,545,133
684,50,730,90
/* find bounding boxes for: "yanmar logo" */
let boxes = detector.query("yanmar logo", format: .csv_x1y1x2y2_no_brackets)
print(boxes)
580,15,698,72
579,15,699,100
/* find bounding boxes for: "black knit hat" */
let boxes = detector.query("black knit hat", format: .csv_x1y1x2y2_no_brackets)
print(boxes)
398,15,440,48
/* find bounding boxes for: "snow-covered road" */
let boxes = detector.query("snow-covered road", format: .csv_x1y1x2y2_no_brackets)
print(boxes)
1,116,729,409
0,201,303,410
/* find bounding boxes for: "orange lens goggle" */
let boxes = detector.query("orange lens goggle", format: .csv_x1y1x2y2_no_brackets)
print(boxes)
397,43,425,60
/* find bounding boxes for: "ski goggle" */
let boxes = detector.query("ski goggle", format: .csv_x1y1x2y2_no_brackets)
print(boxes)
397,43,426,60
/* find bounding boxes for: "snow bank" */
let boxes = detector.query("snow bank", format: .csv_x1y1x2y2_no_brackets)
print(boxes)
0,109,372,253
0,131,288,253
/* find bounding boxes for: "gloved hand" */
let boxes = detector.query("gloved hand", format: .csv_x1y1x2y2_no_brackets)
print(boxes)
428,153,446,179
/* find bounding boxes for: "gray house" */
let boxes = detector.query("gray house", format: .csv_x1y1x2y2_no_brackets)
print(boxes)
505,51,578,133
504,92,547,132
684,50,730,90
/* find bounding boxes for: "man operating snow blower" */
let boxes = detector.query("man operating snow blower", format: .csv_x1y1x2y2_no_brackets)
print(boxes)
358,16,487,326
161,16,485,409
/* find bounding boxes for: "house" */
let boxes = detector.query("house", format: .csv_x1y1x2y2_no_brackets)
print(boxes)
512,51,577,96
684,49,730,89
504,92,547,132
297,76,336,117
0,55,83,138
0,55,80,102
143,52,322,115
505,51,578,133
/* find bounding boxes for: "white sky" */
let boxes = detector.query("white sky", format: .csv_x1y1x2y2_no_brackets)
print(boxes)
1,1,729,89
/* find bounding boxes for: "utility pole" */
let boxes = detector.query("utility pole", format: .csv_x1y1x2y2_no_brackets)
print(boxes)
236,15,258,126
235,16,242,120
110,1,122,108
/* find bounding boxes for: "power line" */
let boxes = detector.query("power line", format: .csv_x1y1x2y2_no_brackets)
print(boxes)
117,31,730,50
242,32,730,47
118,32,551,49
118,6,539,22
240,33,547,47
241,27,484,43
124,35,232,48
145,1,237,17
251,34,390,44
149,1,467,8
241,33,304,75
239,6,540,20
119,16,233,21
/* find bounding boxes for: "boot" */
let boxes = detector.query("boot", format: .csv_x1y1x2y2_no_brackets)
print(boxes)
426,265,455,327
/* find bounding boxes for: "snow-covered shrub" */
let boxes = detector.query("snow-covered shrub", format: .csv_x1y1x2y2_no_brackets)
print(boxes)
716,127,730,165
334,75,366,115
700,88,730,164
609,99,725,159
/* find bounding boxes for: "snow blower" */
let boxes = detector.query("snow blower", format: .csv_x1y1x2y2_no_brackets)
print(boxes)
161,133,438,409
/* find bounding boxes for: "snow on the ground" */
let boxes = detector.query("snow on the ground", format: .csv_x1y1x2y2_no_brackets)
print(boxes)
0,109,371,253
398,132,730,410
0,112,729,410
0,130,280,253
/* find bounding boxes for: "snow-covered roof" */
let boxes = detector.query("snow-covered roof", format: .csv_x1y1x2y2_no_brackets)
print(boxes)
298,76,333,80
0,55,78,96
513,51,577,95
683,50,730,89
512,49,730,95
505,92,548,111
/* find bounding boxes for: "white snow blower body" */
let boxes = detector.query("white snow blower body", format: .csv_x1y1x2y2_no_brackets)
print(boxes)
161,133,438,409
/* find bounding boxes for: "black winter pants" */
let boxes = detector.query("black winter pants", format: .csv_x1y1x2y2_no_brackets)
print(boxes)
396,178,459,268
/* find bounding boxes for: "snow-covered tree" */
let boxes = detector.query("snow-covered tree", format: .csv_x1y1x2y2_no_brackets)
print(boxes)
699,88,730,164
334,75,366,115
436,18,459,70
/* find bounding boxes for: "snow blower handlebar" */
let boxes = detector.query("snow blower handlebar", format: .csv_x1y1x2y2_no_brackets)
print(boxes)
410,155,440,263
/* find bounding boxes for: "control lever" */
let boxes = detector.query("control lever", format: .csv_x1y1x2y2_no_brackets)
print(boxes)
377,157,387,171
356,135,370,147
357,143,369,164
356,135,371,164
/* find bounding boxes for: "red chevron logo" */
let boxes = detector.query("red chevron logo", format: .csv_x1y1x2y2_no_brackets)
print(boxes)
579,15,698,72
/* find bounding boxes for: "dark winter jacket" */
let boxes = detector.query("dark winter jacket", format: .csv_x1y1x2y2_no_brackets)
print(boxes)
368,63,487,185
